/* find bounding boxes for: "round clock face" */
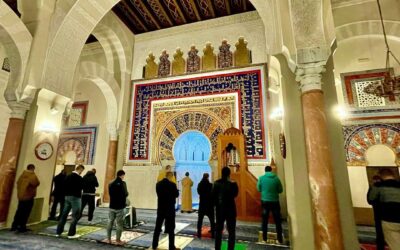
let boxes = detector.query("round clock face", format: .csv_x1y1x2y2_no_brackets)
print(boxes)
35,142,53,160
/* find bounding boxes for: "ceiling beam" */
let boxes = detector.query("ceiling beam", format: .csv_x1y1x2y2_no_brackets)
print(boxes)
225,0,232,15
120,1,148,32
206,0,216,18
189,0,202,21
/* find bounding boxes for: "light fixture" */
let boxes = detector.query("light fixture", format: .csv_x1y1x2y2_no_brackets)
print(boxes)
270,107,284,121
364,0,400,100
334,105,348,120
38,121,60,133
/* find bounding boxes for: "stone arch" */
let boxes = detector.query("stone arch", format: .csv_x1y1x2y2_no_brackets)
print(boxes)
93,12,132,75
78,61,120,136
344,124,400,164
153,109,229,164
41,0,121,98
0,1,32,101
336,20,400,43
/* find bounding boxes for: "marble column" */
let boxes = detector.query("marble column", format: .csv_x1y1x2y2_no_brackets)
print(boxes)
103,134,118,203
296,63,344,250
0,102,30,224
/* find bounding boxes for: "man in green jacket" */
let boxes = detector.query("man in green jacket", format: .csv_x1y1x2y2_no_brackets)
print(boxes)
257,166,283,243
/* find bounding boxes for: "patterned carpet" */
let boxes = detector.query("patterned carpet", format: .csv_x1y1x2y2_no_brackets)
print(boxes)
0,208,290,249
0,207,383,249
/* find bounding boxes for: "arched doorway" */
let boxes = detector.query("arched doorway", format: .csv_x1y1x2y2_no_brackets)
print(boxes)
173,130,212,206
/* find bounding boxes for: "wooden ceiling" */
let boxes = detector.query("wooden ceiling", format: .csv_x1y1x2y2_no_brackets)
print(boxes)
112,0,256,34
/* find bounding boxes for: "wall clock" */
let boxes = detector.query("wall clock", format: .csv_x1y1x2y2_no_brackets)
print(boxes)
35,142,54,160
279,133,286,159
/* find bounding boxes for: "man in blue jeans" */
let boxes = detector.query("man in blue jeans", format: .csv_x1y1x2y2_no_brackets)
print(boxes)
56,165,84,238
257,165,283,244
107,170,128,245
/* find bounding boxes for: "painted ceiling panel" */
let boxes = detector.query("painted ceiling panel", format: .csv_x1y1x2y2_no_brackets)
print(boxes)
113,0,255,34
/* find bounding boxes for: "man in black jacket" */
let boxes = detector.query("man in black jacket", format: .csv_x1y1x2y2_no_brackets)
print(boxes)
106,170,128,245
56,165,84,238
213,167,238,250
368,169,400,250
152,171,180,250
49,169,66,220
197,173,215,238
80,168,99,222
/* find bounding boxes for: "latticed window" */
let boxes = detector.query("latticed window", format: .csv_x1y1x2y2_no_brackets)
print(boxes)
2,58,10,72
355,80,386,107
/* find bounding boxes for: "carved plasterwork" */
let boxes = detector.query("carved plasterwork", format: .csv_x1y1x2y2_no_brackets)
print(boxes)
234,37,250,67
202,42,216,71
145,53,158,78
158,50,171,77
187,45,201,73
218,40,233,68
172,48,185,75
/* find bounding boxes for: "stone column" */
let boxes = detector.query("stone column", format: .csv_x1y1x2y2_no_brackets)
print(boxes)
103,132,118,203
0,101,30,225
296,62,344,250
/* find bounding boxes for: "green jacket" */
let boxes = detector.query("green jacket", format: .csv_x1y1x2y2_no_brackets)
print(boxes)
257,172,283,202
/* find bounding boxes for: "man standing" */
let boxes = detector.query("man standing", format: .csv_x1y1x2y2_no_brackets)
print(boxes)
106,170,128,245
197,173,215,238
11,164,40,232
49,169,66,220
257,165,283,244
181,172,193,213
81,168,99,222
367,175,385,250
213,167,238,250
368,169,400,250
56,165,84,238
152,171,180,250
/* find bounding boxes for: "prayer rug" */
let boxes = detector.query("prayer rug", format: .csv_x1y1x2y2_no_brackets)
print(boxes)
199,226,213,238
360,244,389,250
222,241,247,250
162,222,189,234
111,231,144,242
129,232,157,248
157,235,193,249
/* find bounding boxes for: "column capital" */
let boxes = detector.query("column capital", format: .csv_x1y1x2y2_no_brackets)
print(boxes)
295,62,326,93
7,101,31,119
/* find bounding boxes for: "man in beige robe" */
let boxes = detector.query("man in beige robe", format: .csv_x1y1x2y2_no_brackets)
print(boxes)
181,172,193,212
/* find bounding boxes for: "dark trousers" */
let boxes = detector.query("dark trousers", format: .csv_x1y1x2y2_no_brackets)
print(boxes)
56,196,81,236
262,201,283,243
373,206,385,250
49,195,64,220
81,195,95,221
215,209,236,250
152,211,176,250
197,208,215,237
12,199,34,231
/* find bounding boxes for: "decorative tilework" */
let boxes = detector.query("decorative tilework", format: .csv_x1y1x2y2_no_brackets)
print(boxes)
56,126,98,165
343,123,400,163
186,46,200,73
68,101,88,127
158,50,171,77
128,65,268,161
218,40,233,68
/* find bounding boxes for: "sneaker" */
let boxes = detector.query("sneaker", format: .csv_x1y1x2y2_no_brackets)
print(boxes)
67,234,81,239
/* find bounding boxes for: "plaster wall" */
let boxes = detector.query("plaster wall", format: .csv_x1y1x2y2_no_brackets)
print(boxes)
54,80,109,198
6,89,69,226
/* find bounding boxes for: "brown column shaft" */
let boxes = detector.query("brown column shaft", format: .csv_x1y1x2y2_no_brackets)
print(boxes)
301,90,344,249
103,140,118,203
0,118,25,223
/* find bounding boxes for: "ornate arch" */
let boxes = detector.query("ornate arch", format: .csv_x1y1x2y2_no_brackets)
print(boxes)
56,138,86,164
344,124,400,165
153,109,230,164
0,1,32,101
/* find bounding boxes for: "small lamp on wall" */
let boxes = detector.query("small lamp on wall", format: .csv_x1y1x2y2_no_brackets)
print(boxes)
333,105,348,121
37,121,60,134
270,107,284,121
